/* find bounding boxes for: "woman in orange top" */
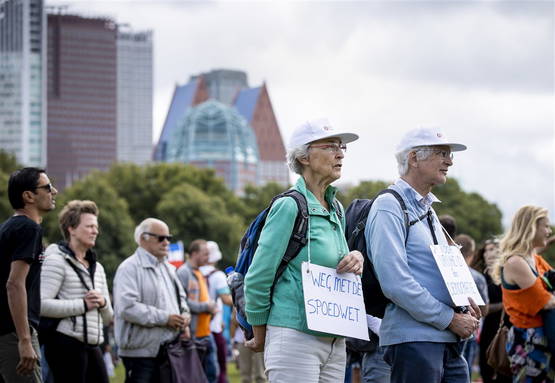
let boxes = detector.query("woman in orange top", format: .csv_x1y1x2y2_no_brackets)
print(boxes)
493,205,555,383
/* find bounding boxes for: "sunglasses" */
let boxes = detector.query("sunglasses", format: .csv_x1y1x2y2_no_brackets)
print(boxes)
143,232,173,242
34,183,54,193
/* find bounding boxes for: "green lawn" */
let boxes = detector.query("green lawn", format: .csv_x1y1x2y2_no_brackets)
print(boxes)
110,361,241,383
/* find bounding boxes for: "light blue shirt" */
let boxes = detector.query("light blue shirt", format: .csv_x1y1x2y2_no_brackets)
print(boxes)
365,179,457,346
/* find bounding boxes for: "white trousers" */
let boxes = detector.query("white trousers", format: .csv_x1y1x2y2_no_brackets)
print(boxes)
264,325,346,383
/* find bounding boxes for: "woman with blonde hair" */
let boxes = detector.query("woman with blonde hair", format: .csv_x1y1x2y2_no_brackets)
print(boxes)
494,205,555,383
40,200,112,383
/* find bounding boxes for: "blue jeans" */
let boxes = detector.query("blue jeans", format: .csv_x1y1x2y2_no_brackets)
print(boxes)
462,338,478,378
362,346,391,383
122,356,159,383
199,334,219,383
384,342,469,383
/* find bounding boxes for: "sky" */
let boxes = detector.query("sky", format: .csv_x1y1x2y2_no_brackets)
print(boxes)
47,0,555,226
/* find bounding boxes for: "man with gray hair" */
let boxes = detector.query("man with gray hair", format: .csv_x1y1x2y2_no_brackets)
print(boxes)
365,127,481,383
113,218,191,383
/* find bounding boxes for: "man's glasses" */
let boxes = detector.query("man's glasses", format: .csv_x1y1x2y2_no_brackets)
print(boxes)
309,143,347,153
418,148,453,160
35,183,54,193
143,232,173,242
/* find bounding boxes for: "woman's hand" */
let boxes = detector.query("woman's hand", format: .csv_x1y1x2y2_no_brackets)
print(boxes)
245,325,266,353
336,250,364,275
84,290,105,310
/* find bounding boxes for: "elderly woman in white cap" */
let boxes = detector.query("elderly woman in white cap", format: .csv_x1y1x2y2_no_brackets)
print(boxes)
244,118,363,382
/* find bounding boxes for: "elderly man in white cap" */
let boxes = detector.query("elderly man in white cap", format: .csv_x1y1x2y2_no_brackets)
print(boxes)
200,241,232,383
364,127,481,383
244,118,363,382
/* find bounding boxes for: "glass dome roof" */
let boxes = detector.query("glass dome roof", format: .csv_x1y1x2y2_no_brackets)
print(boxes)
167,100,259,164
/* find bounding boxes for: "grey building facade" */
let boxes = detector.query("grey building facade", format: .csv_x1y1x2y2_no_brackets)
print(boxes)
0,0,47,166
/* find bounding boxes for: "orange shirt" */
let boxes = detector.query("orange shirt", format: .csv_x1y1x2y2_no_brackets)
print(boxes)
193,269,211,338
502,254,553,328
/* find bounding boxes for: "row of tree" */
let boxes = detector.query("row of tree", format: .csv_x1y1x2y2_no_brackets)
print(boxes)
1,150,551,287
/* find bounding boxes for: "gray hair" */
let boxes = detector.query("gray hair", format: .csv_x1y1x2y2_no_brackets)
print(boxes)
395,147,434,176
134,218,166,245
286,144,310,175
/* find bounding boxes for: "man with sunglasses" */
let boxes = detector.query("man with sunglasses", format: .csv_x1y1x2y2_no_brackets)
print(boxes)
113,218,191,383
0,168,57,383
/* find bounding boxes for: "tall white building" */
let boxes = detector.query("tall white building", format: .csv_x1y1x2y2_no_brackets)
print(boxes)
116,29,153,164
0,0,47,167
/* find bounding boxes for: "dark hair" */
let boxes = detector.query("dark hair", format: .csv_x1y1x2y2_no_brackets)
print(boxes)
8,167,45,209
439,214,457,238
58,200,99,241
454,234,475,259
187,239,206,255
470,237,500,274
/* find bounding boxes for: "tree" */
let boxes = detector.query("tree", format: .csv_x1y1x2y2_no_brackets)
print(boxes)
102,162,248,225
42,173,135,287
157,183,245,266
337,180,390,207
433,179,503,243
0,150,22,222
241,182,291,223
0,149,20,174
0,172,11,222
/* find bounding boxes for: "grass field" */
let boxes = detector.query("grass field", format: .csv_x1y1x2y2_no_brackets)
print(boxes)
109,361,242,383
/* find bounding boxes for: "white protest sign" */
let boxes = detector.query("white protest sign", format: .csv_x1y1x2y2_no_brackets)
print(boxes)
430,245,485,306
301,262,369,340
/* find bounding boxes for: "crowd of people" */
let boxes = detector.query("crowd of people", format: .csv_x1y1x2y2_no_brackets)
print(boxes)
0,121,553,383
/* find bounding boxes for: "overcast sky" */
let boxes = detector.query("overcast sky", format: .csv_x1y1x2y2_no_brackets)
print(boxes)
48,0,554,227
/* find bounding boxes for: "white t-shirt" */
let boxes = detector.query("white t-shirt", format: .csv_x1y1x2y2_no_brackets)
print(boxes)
200,265,230,333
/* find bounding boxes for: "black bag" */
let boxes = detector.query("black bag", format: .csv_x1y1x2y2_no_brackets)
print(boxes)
159,271,208,383
345,189,431,318
159,337,208,383
346,330,379,354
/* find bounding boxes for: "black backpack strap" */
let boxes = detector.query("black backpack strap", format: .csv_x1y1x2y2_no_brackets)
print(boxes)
270,190,308,296
64,258,91,345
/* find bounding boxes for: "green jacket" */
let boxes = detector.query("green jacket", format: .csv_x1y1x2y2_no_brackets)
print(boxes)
244,177,348,337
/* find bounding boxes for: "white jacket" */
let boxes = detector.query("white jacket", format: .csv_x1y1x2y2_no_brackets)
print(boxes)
40,243,113,345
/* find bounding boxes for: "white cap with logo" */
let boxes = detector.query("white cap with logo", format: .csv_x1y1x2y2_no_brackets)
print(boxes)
396,127,467,153
288,118,359,150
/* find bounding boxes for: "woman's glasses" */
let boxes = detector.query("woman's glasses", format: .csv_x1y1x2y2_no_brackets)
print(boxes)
309,143,347,153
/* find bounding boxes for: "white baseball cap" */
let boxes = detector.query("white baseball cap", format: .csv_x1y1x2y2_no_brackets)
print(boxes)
206,241,222,263
396,127,467,153
288,118,359,150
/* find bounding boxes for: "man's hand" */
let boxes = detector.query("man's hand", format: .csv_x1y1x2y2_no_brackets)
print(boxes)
167,314,187,330
448,312,479,339
16,338,38,376
336,250,364,275
180,327,191,339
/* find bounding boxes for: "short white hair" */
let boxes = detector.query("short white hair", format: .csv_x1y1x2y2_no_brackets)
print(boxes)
395,147,434,176
286,144,310,175
134,218,166,245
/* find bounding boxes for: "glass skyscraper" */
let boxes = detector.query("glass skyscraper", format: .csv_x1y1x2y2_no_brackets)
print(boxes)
0,0,47,167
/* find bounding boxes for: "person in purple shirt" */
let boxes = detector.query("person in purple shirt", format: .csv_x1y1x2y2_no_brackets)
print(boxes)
365,128,481,383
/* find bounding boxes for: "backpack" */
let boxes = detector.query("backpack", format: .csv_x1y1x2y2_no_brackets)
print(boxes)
227,189,342,340
345,188,430,318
